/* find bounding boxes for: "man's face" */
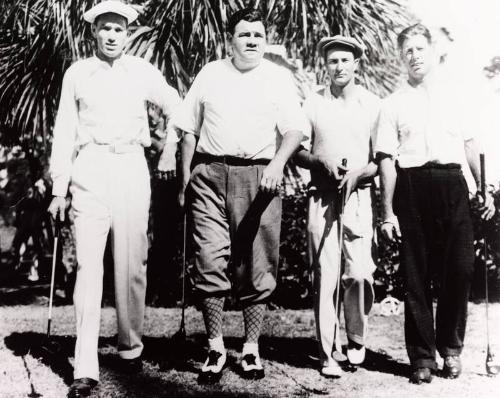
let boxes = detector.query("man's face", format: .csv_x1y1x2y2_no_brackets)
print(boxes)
230,20,266,65
325,47,359,88
400,34,434,82
92,13,128,61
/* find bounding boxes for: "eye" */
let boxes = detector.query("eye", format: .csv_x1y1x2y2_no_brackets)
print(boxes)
254,32,264,38
238,32,251,37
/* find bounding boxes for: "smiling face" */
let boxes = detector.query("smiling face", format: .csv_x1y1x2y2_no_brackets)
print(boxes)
230,19,266,69
325,47,359,89
400,34,434,84
92,12,128,62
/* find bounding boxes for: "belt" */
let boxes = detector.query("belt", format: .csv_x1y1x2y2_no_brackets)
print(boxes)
83,142,144,154
398,162,461,171
194,153,270,166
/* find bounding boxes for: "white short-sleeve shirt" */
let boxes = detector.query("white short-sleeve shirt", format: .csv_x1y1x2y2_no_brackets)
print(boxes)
173,58,309,159
375,77,473,168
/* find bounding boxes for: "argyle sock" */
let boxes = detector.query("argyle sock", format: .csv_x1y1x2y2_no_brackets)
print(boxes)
243,303,266,343
201,296,225,339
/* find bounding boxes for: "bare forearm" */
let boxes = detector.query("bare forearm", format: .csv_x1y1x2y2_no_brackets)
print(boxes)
295,147,323,171
379,157,397,219
180,133,197,184
465,138,481,189
272,130,305,168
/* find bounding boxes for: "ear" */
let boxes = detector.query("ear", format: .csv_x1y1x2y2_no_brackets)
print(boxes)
353,58,360,70
91,23,98,39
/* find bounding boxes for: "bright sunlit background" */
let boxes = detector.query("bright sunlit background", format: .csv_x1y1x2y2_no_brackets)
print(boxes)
407,0,500,183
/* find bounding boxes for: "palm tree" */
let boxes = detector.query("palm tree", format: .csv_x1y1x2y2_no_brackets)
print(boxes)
0,0,410,148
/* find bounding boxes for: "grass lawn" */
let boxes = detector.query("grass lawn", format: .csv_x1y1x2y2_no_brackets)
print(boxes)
1,300,499,398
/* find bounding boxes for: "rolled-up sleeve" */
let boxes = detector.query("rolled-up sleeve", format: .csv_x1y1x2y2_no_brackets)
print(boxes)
374,98,399,158
146,64,182,143
276,71,310,141
171,69,205,136
50,68,78,197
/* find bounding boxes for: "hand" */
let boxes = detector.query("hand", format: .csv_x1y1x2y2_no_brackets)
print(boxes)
380,215,401,242
177,176,190,210
317,154,348,181
478,191,496,220
338,168,363,199
156,143,177,180
260,160,284,195
48,196,67,222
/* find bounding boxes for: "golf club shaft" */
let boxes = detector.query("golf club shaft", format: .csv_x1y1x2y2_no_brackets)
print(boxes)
47,220,60,337
480,153,491,353
334,159,348,353
181,213,187,330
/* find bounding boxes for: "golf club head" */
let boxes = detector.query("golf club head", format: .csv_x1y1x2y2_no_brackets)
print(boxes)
39,338,64,358
486,350,500,376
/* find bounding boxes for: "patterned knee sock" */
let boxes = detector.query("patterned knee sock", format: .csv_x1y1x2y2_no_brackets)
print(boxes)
243,303,266,343
201,296,225,339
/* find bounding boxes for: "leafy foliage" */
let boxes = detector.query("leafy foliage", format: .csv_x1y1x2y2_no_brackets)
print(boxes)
0,0,410,146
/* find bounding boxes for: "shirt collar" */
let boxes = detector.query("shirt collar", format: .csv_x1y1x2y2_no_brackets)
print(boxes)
91,54,128,71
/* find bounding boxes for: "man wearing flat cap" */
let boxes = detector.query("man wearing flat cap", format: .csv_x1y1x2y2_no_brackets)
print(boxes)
296,35,380,378
47,1,180,396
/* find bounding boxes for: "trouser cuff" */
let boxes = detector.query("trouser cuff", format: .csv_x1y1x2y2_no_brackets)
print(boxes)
412,358,437,370
439,347,462,357
118,346,143,360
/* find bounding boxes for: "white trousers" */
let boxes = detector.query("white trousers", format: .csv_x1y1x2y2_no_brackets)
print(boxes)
69,144,150,380
308,187,375,366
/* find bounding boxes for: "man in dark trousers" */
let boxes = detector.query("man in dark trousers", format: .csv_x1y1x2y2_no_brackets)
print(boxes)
376,23,495,384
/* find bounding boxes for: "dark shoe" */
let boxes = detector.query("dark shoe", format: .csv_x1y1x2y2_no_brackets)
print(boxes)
118,356,143,374
442,356,462,379
198,350,226,384
409,367,433,384
67,378,97,398
241,353,265,380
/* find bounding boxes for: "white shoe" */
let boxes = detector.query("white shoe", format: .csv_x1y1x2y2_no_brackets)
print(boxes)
347,345,366,365
321,361,343,378
201,349,226,373
241,343,264,379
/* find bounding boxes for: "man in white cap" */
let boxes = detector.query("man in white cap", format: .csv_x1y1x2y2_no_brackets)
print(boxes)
295,35,380,378
47,1,180,396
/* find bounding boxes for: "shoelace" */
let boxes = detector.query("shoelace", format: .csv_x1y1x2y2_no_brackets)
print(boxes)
243,354,257,366
206,350,223,366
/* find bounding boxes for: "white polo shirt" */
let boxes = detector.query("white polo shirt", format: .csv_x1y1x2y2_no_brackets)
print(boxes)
375,77,473,168
303,85,380,191
173,58,308,159
50,54,181,197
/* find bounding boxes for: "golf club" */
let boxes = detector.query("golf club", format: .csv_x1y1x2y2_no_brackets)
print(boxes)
332,159,348,362
480,153,499,376
40,218,62,357
171,213,188,353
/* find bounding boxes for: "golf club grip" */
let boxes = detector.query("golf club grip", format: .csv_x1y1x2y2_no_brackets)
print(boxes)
480,153,486,197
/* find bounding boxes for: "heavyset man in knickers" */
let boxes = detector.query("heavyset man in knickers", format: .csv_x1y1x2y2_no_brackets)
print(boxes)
48,1,495,396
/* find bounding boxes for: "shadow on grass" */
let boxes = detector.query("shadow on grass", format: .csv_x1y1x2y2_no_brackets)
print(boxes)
4,331,409,396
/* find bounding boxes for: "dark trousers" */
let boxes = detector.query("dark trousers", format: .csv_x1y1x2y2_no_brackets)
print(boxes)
394,164,474,370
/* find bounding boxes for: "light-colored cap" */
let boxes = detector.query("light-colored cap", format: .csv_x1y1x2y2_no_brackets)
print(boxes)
83,1,138,24
317,35,364,58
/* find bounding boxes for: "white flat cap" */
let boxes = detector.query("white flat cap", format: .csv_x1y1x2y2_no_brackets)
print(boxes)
83,1,138,24
317,35,364,58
